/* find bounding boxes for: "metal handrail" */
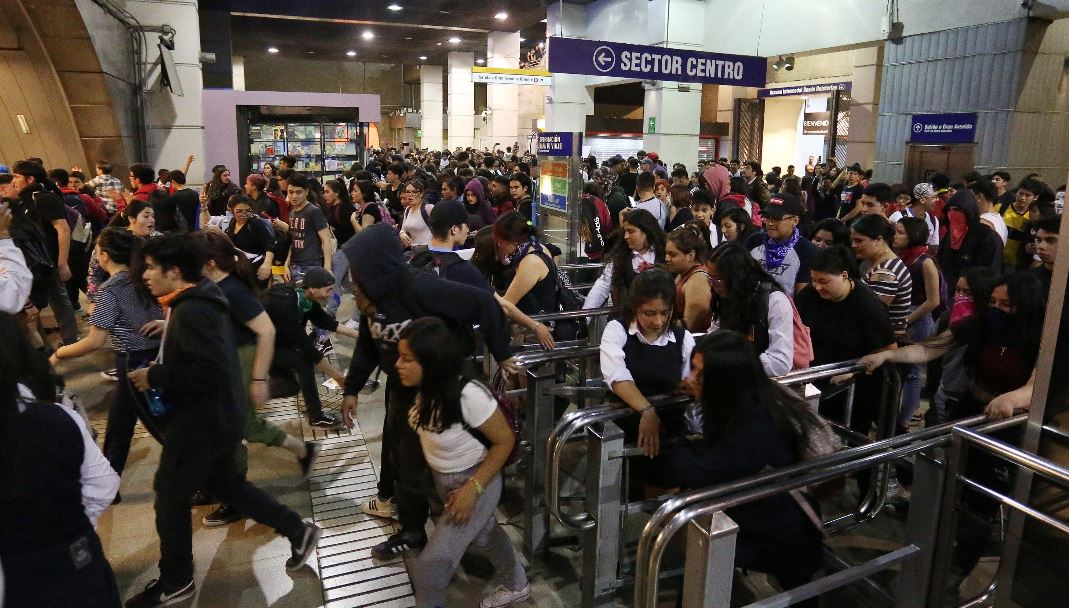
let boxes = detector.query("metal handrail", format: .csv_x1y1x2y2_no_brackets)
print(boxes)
547,394,694,530
544,359,873,534
528,306,621,323
955,426,1069,490
510,345,600,371
634,415,1027,607
559,262,606,273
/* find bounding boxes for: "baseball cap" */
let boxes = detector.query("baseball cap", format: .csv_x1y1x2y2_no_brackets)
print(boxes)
639,157,653,166
429,200,470,231
646,152,659,162
763,193,805,219
301,267,336,289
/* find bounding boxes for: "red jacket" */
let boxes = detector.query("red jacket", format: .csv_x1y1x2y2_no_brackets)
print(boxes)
59,187,108,223
133,183,158,203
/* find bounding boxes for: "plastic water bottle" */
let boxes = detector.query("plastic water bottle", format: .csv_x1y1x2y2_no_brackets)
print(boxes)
145,388,169,417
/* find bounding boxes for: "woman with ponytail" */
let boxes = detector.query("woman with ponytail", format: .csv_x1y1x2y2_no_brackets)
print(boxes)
193,230,320,526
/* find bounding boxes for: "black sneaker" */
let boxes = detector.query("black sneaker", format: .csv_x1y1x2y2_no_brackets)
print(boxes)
309,413,339,428
371,531,427,560
190,490,215,506
202,504,242,527
286,519,323,571
299,441,322,477
124,578,195,607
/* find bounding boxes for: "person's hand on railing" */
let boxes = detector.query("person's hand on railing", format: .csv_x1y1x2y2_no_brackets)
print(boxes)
533,323,555,351
985,372,1034,419
638,408,661,458
498,356,524,378
857,351,892,374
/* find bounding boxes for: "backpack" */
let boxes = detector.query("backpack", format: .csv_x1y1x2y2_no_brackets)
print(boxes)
532,249,587,341
362,200,396,228
11,200,55,285
910,253,950,321
459,372,522,466
755,282,813,370
409,248,463,277
61,194,93,251
398,266,477,357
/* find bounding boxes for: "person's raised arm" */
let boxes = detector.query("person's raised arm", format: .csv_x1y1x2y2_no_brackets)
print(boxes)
180,154,194,176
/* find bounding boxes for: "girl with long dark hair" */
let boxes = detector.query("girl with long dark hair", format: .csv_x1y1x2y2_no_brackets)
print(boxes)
492,211,559,317
665,184,694,232
706,242,796,376
599,268,698,474
664,222,712,331
193,230,319,526
582,208,666,310
50,227,163,478
223,194,276,287
398,318,529,608
1,313,121,607
201,166,240,216
851,214,913,334
668,330,823,605
349,179,385,231
809,217,850,249
717,205,758,244
893,216,943,426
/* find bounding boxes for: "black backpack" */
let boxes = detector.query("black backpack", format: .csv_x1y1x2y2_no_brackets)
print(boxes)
409,247,463,277
532,250,587,341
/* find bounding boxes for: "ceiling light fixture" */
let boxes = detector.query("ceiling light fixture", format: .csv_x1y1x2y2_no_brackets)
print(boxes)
362,31,374,40
419,55,427,61
541,18,547,23
448,37,461,44
267,47,279,53
519,37,526,42
772,55,786,71
476,58,485,64
387,4,402,10
346,50,357,56
494,12,508,20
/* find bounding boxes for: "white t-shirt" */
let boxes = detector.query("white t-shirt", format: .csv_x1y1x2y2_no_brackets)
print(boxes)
410,381,496,473
980,211,1009,244
633,196,667,228
401,203,434,247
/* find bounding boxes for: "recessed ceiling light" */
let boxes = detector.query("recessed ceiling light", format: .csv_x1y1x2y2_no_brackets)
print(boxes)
419,55,427,61
346,50,356,56
448,37,461,44
519,37,526,42
362,31,374,40
437,42,442,46
475,58,486,64
387,4,402,10
404,36,413,40
494,12,507,20
541,18,547,23
306,50,315,55
267,47,279,53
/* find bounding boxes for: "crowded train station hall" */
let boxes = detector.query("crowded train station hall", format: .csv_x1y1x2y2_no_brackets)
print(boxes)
3,0,1069,607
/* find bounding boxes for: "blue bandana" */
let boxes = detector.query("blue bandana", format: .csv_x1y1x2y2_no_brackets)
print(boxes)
764,227,800,269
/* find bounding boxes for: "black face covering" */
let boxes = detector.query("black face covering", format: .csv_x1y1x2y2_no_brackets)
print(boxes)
985,307,1012,343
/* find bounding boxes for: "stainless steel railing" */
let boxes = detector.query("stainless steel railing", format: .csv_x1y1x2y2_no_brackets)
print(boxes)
633,415,1028,608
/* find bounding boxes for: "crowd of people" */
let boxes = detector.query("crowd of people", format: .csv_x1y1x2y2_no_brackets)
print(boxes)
0,142,1063,606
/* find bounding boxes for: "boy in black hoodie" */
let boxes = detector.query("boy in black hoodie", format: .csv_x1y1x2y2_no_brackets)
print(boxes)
125,234,320,608
340,224,513,557
937,190,1004,291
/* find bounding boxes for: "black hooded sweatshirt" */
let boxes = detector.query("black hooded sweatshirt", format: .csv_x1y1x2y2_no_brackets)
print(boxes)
342,224,511,396
147,278,245,444
936,190,1004,290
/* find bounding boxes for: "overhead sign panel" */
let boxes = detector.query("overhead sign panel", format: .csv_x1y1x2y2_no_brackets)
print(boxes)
471,66,552,86
547,36,765,87
910,112,977,144
758,82,852,98
802,111,830,135
537,131,581,157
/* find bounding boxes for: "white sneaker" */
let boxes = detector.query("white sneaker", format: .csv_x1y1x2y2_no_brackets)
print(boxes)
480,585,531,608
361,495,397,519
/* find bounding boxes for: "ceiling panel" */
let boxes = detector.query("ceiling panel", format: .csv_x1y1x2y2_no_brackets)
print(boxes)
218,0,549,66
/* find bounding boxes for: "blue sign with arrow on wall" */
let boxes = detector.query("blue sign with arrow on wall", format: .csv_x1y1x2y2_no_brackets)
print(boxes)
548,37,766,87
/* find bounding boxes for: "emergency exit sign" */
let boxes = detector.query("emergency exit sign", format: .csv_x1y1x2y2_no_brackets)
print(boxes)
647,117,656,134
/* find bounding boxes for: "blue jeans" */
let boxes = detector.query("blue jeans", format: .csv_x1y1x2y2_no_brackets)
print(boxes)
899,310,936,427
325,248,359,325
105,348,159,474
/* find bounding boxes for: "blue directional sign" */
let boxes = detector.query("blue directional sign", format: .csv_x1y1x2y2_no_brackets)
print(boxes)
910,113,977,144
548,36,766,87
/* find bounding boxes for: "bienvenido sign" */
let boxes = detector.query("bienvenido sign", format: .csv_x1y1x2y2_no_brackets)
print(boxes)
547,37,765,87
910,112,978,144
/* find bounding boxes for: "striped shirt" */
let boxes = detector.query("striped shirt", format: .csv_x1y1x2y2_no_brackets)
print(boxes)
861,256,913,332
88,271,164,352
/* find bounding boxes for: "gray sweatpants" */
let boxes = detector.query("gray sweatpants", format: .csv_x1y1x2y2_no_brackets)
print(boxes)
412,466,527,608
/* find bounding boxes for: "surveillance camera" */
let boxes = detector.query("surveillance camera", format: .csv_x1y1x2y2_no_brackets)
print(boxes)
1021,0,1034,8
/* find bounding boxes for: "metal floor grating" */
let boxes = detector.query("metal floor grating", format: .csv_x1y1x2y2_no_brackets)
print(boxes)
287,378,417,608
92,365,415,607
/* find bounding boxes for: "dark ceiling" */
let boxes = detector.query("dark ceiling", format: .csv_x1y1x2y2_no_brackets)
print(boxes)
211,0,550,66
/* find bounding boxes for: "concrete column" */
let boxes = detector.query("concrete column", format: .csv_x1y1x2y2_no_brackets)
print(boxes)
846,45,882,170
545,2,593,134
447,51,475,150
487,31,520,151
642,0,704,170
232,55,245,91
125,0,205,179
420,65,444,151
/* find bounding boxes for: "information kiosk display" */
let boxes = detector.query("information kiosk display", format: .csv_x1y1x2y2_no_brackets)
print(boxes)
536,131,583,263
